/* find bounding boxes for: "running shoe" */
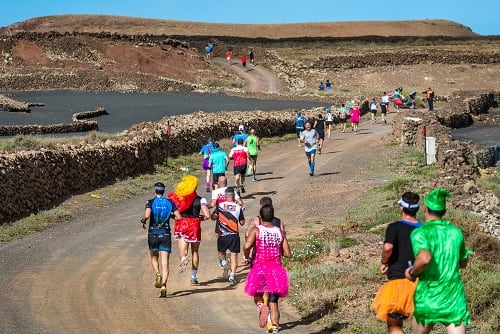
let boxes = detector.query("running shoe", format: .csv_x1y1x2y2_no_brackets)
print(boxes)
159,285,167,298
259,304,270,328
309,171,314,176
222,259,230,279
228,277,237,286
154,272,162,288
252,176,258,181
240,186,246,193
190,277,199,285
179,256,190,273
268,323,279,334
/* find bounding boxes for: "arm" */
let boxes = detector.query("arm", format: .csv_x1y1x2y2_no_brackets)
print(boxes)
208,199,217,209
282,234,291,258
199,204,210,220
244,227,258,259
171,209,182,221
141,207,151,229
405,249,432,280
380,242,393,274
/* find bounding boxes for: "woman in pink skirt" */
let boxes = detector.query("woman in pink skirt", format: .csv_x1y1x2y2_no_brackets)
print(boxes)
349,102,361,134
244,205,291,334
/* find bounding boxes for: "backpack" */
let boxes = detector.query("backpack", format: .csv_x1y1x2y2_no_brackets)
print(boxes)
151,197,173,229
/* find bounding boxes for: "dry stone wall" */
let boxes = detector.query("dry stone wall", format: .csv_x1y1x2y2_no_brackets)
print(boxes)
0,110,294,220
392,91,499,239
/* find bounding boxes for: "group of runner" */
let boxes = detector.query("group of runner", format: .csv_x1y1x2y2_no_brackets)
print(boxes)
140,125,288,333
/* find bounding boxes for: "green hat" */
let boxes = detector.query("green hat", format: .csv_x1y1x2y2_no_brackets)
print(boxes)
424,188,451,211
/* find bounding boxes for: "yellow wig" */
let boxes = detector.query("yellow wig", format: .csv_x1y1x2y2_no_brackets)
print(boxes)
174,175,199,200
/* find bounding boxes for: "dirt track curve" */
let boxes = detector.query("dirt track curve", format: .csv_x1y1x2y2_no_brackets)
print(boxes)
0,63,397,333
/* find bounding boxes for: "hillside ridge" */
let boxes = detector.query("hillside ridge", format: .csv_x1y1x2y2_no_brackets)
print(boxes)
1,14,477,38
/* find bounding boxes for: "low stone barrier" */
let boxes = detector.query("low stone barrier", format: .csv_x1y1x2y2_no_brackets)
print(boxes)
0,109,295,220
0,121,99,135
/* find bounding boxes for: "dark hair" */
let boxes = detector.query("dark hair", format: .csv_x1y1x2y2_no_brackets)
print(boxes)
427,207,446,218
237,138,244,145
154,182,166,195
401,192,420,217
260,204,274,222
260,196,273,206
318,114,323,119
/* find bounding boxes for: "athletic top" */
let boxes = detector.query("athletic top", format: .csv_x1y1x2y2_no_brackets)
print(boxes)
211,187,241,204
253,225,283,265
384,220,422,279
199,142,214,158
326,112,333,122
370,101,377,111
180,196,207,218
300,129,318,153
294,116,306,131
213,201,245,236
145,196,176,233
315,119,325,132
229,145,248,167
208,149,228,174
245,135,259,156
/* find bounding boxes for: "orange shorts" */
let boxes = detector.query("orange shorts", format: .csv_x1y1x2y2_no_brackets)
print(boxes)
174,217,201,243
372,278,417,322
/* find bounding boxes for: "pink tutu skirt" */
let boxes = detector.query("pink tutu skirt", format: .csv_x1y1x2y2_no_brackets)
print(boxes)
244,262,289,297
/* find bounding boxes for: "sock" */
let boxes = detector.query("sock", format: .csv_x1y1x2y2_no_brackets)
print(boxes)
191,269,197,278
310,162,315,172
220,259,227,267
229,272,235,280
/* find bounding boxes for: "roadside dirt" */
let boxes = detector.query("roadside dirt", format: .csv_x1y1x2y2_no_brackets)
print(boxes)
0,59,397,332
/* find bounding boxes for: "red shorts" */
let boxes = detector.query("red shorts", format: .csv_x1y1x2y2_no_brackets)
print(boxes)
174,217,202,242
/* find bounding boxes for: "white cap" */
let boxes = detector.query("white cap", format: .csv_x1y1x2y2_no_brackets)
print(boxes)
238,124,245,131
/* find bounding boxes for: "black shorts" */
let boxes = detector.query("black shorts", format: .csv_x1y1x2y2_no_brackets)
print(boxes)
148,229,172,252
217,233,241,253
296,130,303,138
317,131,325,140
249,154,258,161
339,118,347,123
325,121,333,125
213,172,225,184
380,104,388,114
234,165,247,175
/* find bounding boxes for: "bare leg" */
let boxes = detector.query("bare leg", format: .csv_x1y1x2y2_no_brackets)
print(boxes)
445,323,466,334
150,251,160,274
158,251,170,285
234,173,241,188
412,318,434,334
178,238,189,262
230,252,238,276
190,242,200,270
387,317,404,334
269,301,280,325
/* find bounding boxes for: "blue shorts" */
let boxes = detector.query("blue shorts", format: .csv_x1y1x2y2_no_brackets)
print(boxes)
305,149,316,157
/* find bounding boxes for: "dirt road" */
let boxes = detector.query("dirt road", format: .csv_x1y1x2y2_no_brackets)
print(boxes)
0,113,396,333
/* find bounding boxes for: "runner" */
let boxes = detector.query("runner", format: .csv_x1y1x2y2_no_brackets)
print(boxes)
244,196,285,265
232,124,249,147
249,49,255,66
208,142,229,190
208,175,244,209
241,54,247,72
293,111,307,147
199,137,215,192
140,182,181,298
225,49,233,65
369,98,378,124
338,103,349,133
313,113,325,154
228,138,250,194
211,187,245,285
243,128,260,181
350,102,361,134
381,92,390,125
325,107,334,139
299,121,319,176
405,188,472,334
167,175,210,285
244,204,291,334
372,192,422,333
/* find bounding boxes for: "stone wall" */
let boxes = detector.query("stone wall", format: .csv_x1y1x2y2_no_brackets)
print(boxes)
392,91,499,239
0,121,99,135
0,110,294,220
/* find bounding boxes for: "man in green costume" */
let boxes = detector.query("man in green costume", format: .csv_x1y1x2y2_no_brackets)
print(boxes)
405,188,472,334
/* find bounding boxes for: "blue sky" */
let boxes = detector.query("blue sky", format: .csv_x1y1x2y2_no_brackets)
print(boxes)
1,0,498,36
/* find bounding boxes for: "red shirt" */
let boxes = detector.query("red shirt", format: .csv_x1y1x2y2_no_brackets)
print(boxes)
241,55,247,63
229,145,248,167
